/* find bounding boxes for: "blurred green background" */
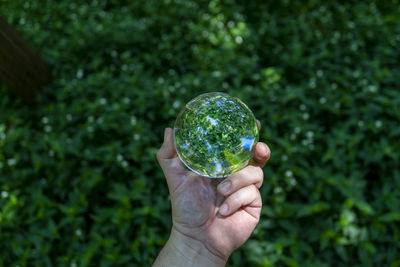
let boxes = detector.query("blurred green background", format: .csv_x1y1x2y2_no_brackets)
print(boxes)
1,0,400,266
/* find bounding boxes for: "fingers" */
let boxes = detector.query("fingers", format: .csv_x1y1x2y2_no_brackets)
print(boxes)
219,185,261,216
217,153,265,216
256,119,261,131
250,142,271,168
217,165,263,196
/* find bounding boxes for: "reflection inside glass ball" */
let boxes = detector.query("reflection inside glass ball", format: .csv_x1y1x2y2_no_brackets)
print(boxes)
174,92,259,178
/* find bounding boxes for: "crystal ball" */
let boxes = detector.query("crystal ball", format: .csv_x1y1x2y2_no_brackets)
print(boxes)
174,92,259,178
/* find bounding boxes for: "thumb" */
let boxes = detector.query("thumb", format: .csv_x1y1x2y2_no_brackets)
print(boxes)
156,128,184,174
157,128,176,162
157,128,186,192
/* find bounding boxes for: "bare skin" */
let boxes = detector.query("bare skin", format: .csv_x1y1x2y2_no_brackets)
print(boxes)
154,122,271,266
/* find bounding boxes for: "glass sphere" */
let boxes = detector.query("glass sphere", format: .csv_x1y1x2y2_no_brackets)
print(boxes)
174,92,259,178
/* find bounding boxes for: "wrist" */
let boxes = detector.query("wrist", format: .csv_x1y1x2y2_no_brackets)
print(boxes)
154,227,227,267
170,227,228,265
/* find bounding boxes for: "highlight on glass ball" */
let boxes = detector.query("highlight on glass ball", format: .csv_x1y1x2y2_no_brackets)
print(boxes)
174,92,259,178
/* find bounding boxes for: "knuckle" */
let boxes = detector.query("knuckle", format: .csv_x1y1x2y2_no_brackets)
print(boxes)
156,148,163,161
230,190,243,204
239,186,255,200
240,167,253,180
228,172,241,188
247,166,263,181
230,168,250,189
231,194,242,207
246,185,259,200
250,184,258,194
245,166,254,177
256,167,264,180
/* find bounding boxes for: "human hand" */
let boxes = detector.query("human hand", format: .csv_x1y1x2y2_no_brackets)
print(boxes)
154,123,271,266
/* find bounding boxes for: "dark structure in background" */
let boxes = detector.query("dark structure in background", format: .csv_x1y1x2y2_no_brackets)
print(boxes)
0,15,51,103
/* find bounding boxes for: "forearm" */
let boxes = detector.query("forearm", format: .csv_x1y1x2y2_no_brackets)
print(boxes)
153,229,227,267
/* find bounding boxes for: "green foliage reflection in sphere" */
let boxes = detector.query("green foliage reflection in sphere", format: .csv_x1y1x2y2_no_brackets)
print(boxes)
174,92,259,178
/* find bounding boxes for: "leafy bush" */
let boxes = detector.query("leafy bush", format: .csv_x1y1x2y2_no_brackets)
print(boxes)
1,0,399,266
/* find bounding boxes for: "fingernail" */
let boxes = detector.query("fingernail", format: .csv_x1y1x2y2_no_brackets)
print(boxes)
219,203,228,215
218,180,231,194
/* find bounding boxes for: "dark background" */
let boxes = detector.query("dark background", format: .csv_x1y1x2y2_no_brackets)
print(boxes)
1,0,399,266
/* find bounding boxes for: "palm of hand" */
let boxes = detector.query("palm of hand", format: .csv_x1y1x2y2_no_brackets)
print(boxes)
166,157,260,259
